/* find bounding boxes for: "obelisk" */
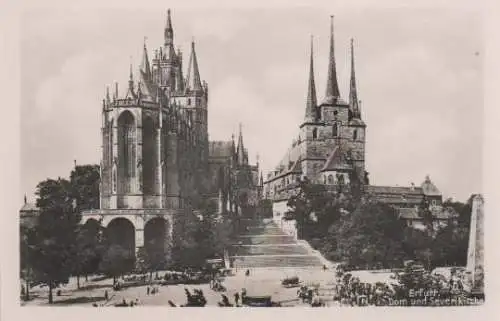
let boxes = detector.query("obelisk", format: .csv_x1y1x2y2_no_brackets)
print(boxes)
465,194,484,295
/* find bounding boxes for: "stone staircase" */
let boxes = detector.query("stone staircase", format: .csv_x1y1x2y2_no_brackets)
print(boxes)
230,219,324,268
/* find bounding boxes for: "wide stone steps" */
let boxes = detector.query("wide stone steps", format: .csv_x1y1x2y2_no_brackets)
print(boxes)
236,234,296,245
232,244,310,256
240,227,285,235
232,255,323,268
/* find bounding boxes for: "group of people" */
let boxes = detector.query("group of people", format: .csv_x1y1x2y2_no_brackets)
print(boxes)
333,277,394,306
297,285,321,306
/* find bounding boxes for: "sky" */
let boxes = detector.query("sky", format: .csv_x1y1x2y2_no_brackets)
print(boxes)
20,4,483,203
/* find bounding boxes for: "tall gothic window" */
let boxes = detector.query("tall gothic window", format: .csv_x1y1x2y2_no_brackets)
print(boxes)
117,111,136,194
312,128,318,140
108,119,113,167
353,129,358,141
142,116,157,195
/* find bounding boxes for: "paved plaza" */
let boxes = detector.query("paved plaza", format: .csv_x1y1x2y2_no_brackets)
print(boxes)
22,267,343,307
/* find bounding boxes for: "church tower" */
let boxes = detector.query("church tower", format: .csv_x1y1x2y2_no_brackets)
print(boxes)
299,35,323,182
346,38,366,183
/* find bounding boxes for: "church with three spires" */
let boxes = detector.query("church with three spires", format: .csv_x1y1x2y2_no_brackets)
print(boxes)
263,16,459,233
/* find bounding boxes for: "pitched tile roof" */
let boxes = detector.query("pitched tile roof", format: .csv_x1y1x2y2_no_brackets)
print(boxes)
209,141,232,158
321,146,352,172
365,185,423,195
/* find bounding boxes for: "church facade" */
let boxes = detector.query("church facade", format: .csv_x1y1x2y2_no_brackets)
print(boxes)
263,17,458,235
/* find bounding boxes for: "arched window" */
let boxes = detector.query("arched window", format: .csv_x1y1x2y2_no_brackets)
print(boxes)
332,123,339,137
323,176,326,184
353,129,357,141
142,116,157,195
328,175,334,185
187,98,191,105
117,111,136,194
312,128,318,140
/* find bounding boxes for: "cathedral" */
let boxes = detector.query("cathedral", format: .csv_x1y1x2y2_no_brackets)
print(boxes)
76,9,261,257
263,17,458,234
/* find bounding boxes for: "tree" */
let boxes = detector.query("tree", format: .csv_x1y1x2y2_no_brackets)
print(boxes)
418,197,435,236
285,178,350,241
20,225,35,300
401,227,434,269
73,219,105,288
171,211,204,268
29,178,80,304
70,164,100,210
99,245,135,283
431,223,469,267
330,201,407,269
137,238,169,279
443,197,473,228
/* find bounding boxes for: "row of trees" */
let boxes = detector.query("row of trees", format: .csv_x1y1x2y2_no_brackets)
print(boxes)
20,164,236,303
284,177,472,270
21,166,100,304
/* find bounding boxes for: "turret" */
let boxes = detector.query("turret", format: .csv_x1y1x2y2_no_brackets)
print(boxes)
141,38,152,81
237,123,246,165
164,9,174,46
185,41,203,95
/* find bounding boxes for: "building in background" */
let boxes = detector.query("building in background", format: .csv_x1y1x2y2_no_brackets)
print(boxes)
263,17,457,233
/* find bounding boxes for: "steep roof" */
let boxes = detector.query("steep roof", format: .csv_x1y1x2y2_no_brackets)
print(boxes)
209,141,232,158
366,185,423,195
398,206,459,220
321,146,352,172
20,202,39,213
323,15,341,105
303,36,318,124
185,41,203,93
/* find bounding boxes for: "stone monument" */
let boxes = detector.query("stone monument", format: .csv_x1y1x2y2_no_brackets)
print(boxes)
465,194,484,295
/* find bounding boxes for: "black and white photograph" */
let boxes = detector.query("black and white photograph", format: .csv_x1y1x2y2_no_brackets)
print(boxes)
5,0,490,311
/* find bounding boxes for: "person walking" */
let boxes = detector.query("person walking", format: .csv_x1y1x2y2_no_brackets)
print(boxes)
234,292,240,306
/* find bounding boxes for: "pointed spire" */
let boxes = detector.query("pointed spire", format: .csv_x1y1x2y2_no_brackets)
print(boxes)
237,123,245,165
129,62,134,84
141,37,151,80
164,9,174,45
260,171,264,187
324,15,341,104
126,61,136,99
24,194,27,204
114,82,119,100
185,40,203,93
349,38,361,118
105,86,110,103
304,35,318,123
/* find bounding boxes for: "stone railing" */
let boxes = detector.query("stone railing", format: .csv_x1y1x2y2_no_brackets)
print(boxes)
81,208,180,216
